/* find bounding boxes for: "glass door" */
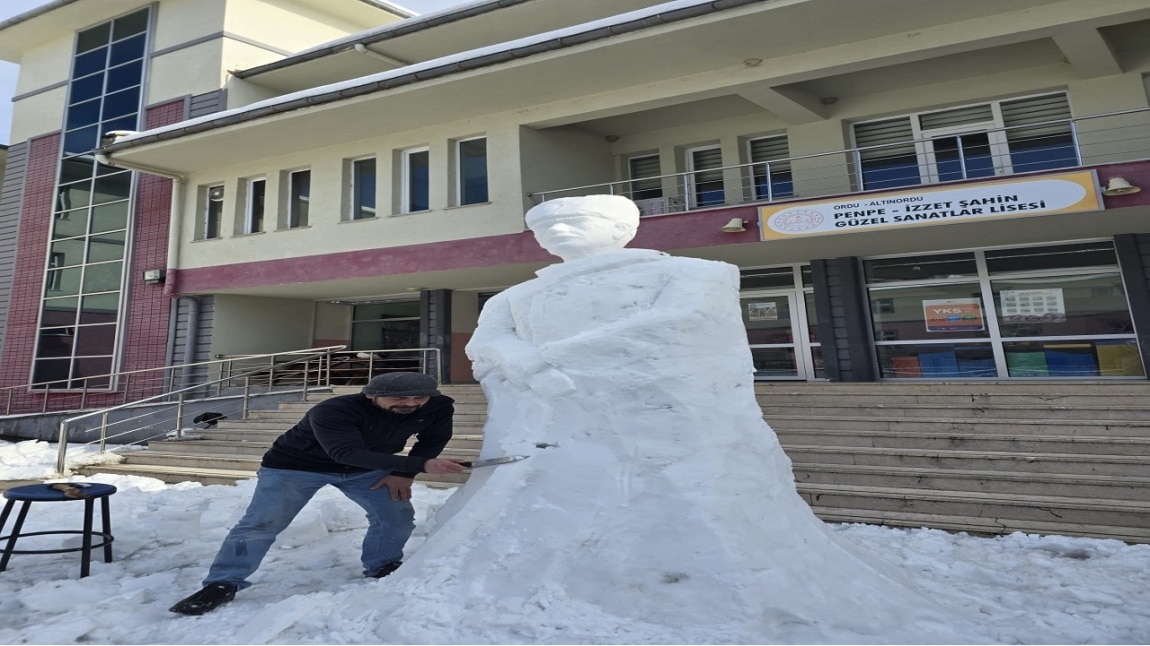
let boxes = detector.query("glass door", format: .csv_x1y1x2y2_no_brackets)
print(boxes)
740,291,812,380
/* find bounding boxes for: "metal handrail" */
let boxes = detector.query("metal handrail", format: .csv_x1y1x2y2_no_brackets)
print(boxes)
2,346,346,416
51,345,443,474
54,345,348,472
528,106,1150,205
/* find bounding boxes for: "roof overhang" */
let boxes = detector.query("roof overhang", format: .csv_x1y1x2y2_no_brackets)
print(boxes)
102,0,1149,176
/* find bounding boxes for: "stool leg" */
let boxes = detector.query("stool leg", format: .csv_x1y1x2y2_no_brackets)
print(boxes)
100,496,113,563
0,501,31,573
80,498,96,578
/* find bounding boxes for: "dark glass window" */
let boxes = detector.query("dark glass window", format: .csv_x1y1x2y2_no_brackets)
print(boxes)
88,231,127,263
92,172,132,204
109,33,146,66
405,150,429,212
90,201,129,234
288,171,310,228
56,180,94,213
740,267,796,290
74,324,117,356
82,261,123,293
352,158,376,220
102,86,140,120
70,73,105,105
76,23,111,54
59,157,94,185
49,239,87,267
66,99,102,130
933,133,995,182
864,252,978,283
458,138,488,205
63,126,99,155
985,242,1116,274
73,48,108,78
106,61,142,92
112,10,150,39
52,208,90,239
79,293,120,325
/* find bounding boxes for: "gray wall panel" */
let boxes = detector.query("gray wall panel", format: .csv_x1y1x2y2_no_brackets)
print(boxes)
0,142,29,353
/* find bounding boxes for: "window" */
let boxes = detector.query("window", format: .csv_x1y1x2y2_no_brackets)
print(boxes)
456,137,488,205
748,136,793,201
686,145,724,208
33,6,150,389
349,158,376,220
402,148,429,213
852,94,1075,191
351,300,421,349
628,155,662,201
864,242,1143,379
245,178,265,234
287,170,310,228
203,185,223,239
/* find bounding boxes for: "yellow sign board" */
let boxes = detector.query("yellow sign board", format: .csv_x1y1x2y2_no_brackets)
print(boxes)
758,170,1102,241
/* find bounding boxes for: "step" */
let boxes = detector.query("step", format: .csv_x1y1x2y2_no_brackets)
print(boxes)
774,430,1150,455
765,415,1150,436
75,462,470,488
809,506,1150,543
756,392,1150,407
763,403,1150,421
791,464,1150,501
795,484,1150,529
76,463,256,486
782,445,1148,476
754,381,1150,396
146,434,485,456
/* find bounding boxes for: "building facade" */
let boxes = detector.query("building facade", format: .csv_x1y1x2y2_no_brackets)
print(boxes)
1,0,1149,412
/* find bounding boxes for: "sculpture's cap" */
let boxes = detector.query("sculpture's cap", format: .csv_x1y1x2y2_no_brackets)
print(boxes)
525,195,639,229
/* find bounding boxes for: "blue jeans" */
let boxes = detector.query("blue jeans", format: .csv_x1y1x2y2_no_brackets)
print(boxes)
204,467,414,589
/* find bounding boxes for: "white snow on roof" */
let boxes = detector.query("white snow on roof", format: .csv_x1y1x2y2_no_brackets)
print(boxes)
111,0,719,147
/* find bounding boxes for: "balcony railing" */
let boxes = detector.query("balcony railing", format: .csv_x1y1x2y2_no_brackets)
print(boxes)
528,107,1150,215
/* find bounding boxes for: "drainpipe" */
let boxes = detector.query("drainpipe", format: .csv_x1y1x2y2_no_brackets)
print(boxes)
180,295,201,390
95,151,186,298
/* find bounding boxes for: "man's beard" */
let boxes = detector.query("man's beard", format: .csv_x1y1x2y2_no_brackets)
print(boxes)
386,404,421,414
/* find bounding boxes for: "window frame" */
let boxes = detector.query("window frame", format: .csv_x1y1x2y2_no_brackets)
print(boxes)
401,147,430,214
244,177,266,234
202,184,224,240
348,156,377,221
455,136,488,206
286,169,311,229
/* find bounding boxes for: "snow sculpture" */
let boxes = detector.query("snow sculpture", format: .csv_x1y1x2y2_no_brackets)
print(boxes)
376,196,991,643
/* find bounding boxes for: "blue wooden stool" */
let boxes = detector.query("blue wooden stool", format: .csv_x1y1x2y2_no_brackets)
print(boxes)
0,483,116,578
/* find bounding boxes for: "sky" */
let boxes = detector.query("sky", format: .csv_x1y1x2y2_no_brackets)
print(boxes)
1,437,1149,644
0,0,472,145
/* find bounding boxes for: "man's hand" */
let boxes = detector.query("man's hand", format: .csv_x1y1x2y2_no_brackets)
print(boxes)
370,474,414,501
423,458,469,474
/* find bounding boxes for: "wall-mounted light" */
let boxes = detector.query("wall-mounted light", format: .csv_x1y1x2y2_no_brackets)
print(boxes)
141,269,165,284
720,218,747,233
1102,177,1141,196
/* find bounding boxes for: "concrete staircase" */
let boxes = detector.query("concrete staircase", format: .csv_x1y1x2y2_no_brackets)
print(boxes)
80,381,1150,543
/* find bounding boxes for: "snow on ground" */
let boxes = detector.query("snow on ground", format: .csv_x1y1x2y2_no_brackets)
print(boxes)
0,441,1148,644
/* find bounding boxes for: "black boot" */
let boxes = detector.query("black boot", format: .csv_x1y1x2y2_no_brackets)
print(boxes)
169,582,238,615
367,561,402,578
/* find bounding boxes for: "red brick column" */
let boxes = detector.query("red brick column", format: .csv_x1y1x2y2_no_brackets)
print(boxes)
116,98,187,399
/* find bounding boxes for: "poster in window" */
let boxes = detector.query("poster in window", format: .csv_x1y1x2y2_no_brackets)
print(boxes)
922,298,984,332
747,301,778,321
999,288,1065,323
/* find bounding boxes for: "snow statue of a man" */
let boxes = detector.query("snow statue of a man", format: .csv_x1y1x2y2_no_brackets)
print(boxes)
355,196,993,643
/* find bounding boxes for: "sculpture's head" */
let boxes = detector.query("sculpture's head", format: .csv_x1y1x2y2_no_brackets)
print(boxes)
524,195,640,261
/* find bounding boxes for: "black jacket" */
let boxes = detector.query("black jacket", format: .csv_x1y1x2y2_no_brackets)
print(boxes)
261,393,454,477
